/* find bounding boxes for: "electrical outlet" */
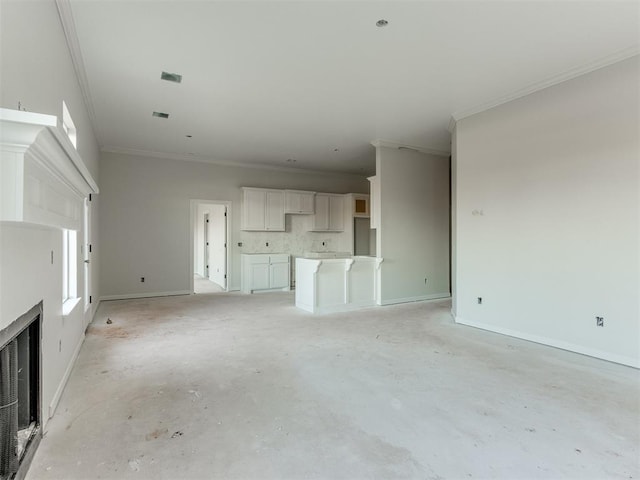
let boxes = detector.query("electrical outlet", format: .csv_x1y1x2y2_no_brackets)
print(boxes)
477,297,483,305
140,277,145,283
322,241,326,246
596,316,604,327
424,278,427,284
266,242,269,247
238,242,243,247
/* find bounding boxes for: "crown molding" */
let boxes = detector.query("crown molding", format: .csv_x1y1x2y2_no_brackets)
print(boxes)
100,145,372,178
449,46,640,129
55,0,102,146
370,139,450,158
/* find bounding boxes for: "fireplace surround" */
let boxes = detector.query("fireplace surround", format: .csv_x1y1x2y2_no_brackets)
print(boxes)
0,302,42,480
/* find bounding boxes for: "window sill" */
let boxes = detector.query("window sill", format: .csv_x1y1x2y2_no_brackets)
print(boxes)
62,297,81,317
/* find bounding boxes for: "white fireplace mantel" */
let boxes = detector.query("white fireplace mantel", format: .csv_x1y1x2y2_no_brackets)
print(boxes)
0,108,98,231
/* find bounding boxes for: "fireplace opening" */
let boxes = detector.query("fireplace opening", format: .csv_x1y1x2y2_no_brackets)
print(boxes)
0,303,42,480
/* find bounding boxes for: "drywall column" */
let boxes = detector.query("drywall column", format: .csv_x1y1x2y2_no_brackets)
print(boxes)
375,145,450,304
453,56,639,367
451,125,458,318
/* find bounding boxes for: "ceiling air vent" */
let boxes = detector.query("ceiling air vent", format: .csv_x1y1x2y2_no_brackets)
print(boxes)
161,71,182,83
152,111,169,119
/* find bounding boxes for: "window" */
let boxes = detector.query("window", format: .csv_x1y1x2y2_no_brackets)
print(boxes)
62,229,77,303
62,101,77,149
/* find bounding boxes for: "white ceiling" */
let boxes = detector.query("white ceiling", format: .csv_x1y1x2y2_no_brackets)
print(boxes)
67,0,639,175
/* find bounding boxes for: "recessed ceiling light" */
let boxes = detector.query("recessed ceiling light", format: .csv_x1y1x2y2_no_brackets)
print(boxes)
376,19,388,27
161,71,182,83
152,111,169,119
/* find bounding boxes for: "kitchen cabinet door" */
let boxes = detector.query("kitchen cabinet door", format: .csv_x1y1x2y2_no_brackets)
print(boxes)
312,194,330,230
328,195,344,231
285,190,315,214
242,188,266,230
270,261,290,289
251,263,270,290
312,194,344,231
265,191,285,230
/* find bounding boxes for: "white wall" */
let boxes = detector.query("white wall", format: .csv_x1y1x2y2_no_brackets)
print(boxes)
99,152,368,297
0,0,102,425
0,225,86,426
376,146,450,304
0,0,101,323
453,57,640,367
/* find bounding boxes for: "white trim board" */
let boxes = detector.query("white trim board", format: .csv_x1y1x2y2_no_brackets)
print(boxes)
379,293,451,306
100,291,191,302
370,139,450,158
48,333,84,421
454,316,639,369
55,0,102,145
448,47,639,131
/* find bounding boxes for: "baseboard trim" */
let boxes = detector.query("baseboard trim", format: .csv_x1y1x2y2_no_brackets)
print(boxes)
100,290,191,301
454,316,639,369
48,333,84,419
380,293,450,306
304,301,378,315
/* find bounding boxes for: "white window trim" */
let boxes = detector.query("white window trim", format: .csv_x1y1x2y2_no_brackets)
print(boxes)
62,101,77,149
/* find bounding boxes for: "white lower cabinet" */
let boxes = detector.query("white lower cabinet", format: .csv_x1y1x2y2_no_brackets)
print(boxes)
241,254,290,293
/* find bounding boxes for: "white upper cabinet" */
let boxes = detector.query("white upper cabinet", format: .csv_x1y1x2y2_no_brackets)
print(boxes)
241,187,285,231
311,193,344,231
284,190,315,214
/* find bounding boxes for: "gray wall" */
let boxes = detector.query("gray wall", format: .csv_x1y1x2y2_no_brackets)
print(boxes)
453,56,639,367
377,146,450,304
99,152,369,297
0,0,101,424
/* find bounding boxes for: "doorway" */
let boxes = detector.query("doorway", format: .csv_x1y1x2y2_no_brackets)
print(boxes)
190,200,230,294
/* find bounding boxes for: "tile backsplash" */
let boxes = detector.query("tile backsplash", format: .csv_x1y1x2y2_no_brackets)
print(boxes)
239,214,347,256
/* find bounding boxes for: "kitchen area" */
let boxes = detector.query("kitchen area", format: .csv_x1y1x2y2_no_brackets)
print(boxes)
239,185,382,313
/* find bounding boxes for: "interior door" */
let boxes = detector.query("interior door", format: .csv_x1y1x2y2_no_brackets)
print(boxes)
203,213,210,278
210,205,227,289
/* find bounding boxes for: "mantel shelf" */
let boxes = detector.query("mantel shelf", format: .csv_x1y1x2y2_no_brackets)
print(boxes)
0,108,98,230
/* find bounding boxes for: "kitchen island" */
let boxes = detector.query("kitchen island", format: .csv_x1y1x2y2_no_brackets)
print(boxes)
295,256,383,314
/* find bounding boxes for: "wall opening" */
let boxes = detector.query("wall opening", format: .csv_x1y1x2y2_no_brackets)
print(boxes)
190,200,230,294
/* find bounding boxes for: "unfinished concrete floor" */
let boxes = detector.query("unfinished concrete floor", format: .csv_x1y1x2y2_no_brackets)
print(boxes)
27,292,639,479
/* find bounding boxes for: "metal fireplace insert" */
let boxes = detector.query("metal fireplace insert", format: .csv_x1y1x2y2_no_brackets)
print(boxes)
0,302,42,480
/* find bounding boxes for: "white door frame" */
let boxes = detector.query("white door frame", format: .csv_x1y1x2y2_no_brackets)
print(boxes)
189,199,231,293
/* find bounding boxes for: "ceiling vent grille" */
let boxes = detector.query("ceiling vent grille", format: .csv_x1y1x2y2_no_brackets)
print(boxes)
152,111,169,119
161,71,182,83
